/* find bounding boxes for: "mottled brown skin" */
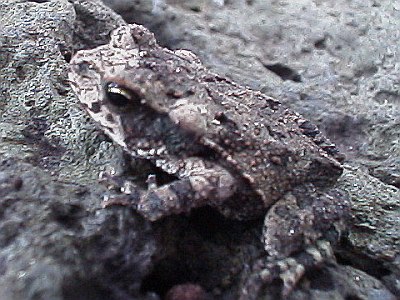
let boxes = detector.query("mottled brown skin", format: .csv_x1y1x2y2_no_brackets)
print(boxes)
69,25,350,298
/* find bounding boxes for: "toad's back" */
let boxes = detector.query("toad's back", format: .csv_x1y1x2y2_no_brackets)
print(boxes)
69,24,344,219
127,43,344,215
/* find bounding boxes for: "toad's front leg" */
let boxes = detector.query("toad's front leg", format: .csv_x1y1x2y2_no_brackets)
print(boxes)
134,157,237,221
240,184,350,299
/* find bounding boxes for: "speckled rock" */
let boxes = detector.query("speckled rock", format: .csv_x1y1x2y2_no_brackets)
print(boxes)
0,0,399,299
0,0,126,184
339,167,400,295
0,159,157,300
0,1,157,299
237,264,396,300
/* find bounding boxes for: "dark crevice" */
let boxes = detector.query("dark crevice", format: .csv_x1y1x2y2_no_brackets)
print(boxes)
189,6,202,13
307,268,335,291
21,117,66,169
263,63,302,82
345,296,363,300
188,206,261,242
314,37,327,49
59,44,72,63
63,279,115,300
15,66,26,81
336,239,392,279
50,203,86,230
141,257,193,297
62,50,72,62
141,207,261,297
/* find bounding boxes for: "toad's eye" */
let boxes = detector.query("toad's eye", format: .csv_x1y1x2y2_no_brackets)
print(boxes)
105,82,141,108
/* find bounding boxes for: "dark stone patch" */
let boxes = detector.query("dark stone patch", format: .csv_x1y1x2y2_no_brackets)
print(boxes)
314,37,327,49
90,101,101,113
106,113,114,123
336,241,392,279
21,118,66,170
307,267,335,291
374,91,399,105
262,63,302,82
15,65,27,81
50,202,86,230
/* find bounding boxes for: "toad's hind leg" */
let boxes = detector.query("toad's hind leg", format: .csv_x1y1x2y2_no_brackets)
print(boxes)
240,184,350,299
136,157,237,221
240,240,336,299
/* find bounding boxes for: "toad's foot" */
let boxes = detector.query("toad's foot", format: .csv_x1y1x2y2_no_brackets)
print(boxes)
240,240,336,299
240,184,350,299
137,157,236,221
100,157,237,221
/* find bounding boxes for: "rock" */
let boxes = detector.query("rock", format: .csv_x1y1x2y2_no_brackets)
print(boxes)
0,159,157,300
0,0,398,299
339,167,400,296
0,1,156,299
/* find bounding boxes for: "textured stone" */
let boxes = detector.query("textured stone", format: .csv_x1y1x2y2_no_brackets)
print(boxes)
0,0,398,299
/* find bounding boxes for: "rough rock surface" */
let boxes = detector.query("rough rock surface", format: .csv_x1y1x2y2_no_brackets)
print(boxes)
0,1,157,299
0,0,399,299
0,159,157,300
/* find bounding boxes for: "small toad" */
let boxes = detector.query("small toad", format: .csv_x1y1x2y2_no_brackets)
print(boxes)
69,24,350,298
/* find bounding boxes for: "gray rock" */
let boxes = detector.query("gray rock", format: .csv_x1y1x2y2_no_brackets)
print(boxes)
0,0,399,299
339,167,400,296
256,265,397,300
0,159,157,300
0,1,156,299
